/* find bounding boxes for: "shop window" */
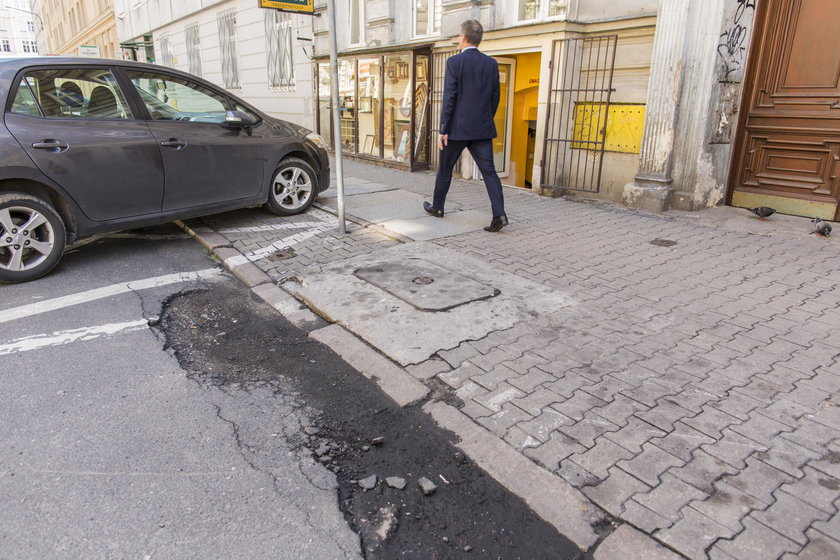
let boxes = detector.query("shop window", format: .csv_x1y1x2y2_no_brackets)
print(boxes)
317,62,332,148
338,59,356,152
217,9,240,89
413,0,441,38
185,24,202,77
357,57,381,156
383,54,412,162
414,55,429,165
518,0,567,21
317,51,430,168
349,0,365,46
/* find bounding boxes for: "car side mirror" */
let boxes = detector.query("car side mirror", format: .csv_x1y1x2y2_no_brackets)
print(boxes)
223,110,255,127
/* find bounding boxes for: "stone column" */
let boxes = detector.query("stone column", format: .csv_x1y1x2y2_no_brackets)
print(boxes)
621,0,691,212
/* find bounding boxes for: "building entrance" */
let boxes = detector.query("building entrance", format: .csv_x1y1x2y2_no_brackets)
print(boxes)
729,0,840,220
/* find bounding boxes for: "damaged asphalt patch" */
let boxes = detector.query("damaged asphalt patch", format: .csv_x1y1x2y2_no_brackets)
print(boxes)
158,283,581,559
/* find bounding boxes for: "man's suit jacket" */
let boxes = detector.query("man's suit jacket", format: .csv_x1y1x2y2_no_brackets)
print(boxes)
439,48,501,141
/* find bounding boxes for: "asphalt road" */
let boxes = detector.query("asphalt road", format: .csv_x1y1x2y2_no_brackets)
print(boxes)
0,225,361,560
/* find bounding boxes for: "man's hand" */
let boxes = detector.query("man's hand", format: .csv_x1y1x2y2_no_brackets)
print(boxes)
438,134,448,151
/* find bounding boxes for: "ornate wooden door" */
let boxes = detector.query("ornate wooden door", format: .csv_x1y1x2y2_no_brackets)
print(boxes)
729,0,840,220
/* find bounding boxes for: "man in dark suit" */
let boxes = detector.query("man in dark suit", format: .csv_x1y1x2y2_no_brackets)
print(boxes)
423,19,508,232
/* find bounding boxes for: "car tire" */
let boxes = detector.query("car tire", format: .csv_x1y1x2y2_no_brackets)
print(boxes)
265,157,318,216
0,192,67,284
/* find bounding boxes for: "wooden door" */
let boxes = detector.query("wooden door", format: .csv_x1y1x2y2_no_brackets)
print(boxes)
729,0,840,220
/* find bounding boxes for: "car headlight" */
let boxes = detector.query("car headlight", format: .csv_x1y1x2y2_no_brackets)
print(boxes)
306,132,328,150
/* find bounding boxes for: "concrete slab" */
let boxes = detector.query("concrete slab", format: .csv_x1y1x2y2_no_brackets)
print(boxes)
594,525,682,560
334,189,429,223
380,210,488,240
286,243,575,366
354,258,499,312
320,179,398,199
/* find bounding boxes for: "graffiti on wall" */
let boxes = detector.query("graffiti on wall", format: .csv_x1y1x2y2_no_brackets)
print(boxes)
717,0,756,80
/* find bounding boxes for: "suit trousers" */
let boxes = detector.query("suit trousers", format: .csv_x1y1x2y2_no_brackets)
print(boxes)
433,139,506,218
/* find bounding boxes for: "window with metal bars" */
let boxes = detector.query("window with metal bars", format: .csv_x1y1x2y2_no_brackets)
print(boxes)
217,9,240,89
264,10,295,89
158,34,174,67
185,24,202,77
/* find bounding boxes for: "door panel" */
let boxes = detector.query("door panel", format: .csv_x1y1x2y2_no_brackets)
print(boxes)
730,0,840,220
124,70,264,212
5,68,164,221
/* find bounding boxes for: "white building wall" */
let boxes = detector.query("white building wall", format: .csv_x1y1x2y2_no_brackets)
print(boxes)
0,2,39,57
114,0,315,129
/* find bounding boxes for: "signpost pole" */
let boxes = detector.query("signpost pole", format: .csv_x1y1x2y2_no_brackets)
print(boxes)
325,0,346,235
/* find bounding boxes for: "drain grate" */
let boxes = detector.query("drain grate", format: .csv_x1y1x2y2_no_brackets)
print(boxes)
267,248,296,261
650,238,677,247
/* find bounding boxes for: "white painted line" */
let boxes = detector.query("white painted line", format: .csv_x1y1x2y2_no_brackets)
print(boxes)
0,318,151,356
218,221,325,234
224,224,333,267
0,268,223,324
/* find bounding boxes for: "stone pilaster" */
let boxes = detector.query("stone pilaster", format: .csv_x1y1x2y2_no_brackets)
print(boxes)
621,0,691,212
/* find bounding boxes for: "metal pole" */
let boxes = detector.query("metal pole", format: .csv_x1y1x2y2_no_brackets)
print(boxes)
326,0,346,234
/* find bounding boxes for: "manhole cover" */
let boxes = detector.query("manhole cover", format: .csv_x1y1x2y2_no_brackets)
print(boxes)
650,238,677,247
354,259,499,312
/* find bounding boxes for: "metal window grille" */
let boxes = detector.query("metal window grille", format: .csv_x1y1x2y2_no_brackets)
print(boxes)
158,34,174,67
217,9,241,89
541,35,617,194
265,10,295,89
185,24,202,77
429,49,459,172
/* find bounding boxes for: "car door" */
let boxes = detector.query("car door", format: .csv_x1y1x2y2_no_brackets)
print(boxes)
121,69,264,212
4,66,165,221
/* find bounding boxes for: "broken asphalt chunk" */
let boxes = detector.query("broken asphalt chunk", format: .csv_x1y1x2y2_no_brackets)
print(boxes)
418,477,437,495
385,476,406,490
358,474,377,490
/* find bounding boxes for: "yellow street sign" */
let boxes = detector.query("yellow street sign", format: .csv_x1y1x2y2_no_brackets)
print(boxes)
258,0,315,14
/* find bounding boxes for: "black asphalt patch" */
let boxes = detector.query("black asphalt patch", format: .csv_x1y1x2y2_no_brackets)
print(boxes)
159,284,581,560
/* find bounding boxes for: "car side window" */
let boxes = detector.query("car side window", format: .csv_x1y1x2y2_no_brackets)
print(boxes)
10,77,40,116
125,70,230,123
12,68,131,120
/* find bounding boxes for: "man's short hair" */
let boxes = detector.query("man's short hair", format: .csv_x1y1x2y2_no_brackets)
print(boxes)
461,20,483,46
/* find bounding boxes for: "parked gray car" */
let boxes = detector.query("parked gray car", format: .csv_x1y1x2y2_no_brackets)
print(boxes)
0,57,330,283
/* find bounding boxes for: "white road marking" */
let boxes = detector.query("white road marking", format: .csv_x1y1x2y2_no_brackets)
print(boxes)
218,221,325,234
223,212,338,267
0,318,152,356
0,268,223,324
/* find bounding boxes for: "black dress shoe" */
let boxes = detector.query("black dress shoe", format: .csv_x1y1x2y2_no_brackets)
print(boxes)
423,201,444,217
484,215,509,232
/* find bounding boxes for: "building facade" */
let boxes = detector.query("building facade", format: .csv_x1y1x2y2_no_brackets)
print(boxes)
34,0,119,58
0,0,40,57
313,0,839,221
115,0,316,128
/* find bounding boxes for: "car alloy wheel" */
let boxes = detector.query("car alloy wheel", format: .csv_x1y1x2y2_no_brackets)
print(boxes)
0,193,66,283
266,157,318,216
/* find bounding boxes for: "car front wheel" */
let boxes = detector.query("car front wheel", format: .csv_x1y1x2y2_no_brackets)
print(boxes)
265,157,318,216
0,193,67,284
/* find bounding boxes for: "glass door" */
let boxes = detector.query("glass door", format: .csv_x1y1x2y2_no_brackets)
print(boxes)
493,58,516,178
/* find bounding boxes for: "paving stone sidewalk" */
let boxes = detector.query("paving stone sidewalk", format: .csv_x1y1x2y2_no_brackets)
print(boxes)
190,159,840,559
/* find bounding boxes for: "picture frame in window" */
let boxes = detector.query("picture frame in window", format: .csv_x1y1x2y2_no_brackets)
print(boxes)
363,134,375,154
397,62,409,79
387,67,396,80
416,62,426,81
359,96,372,113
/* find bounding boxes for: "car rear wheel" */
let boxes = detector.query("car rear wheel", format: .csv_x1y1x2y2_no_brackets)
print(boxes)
265,157,318,216
0,193,66,284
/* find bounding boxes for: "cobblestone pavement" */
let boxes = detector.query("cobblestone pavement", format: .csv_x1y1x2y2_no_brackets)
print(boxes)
189,159,840,559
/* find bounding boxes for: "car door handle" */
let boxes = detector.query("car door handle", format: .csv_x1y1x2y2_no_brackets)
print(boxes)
32,139,69,152
160,138,187,149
